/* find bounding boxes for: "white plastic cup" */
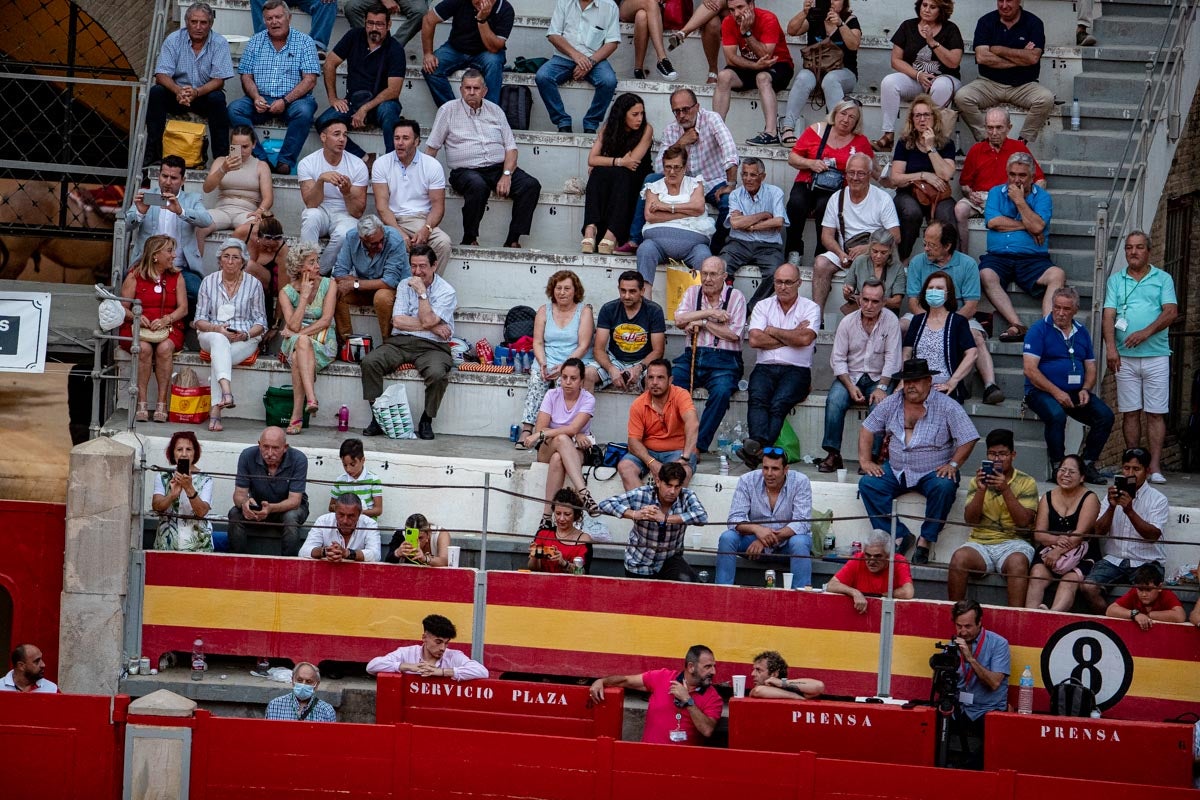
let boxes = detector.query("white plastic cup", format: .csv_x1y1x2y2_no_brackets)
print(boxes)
783,572,794,589
689,532,702,551
732,674,747,698
447,546,461,568
836,468,848,483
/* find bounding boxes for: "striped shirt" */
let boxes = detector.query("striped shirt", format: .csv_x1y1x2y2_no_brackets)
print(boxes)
330,469,383,510
238,28,320,100
599,484,708,576
830,308,904,383
654,109,739,189
264,693,336,722
862,390,979,484
155,28,235,88
426,98,517,169
195,271,268,334
675,285,745,352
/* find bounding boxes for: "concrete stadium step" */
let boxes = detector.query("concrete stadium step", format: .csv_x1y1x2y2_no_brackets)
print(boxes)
1072,72,1158,106
1080,43,1178,75
1091,14,1177,46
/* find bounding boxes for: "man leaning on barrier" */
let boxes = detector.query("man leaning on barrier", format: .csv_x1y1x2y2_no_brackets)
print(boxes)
747,650,824,700
825,530,914,613
367,614,488,679
599,461,708,582
300,492,382,562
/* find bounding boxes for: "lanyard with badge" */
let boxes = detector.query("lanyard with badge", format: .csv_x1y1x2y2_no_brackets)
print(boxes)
670,687,690,742
1060,325,1082,386
958,630,986,706
1115,272,1150,333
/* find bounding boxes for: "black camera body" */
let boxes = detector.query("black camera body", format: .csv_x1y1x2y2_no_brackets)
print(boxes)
929,641,960,716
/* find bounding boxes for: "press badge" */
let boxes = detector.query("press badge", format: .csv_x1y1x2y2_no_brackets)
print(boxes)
959,691,974,706
1068,374,1082,385
669,714,687,742
1114,318,1129,332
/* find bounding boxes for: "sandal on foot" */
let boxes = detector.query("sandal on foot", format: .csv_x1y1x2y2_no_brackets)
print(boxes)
580,236,596,254
135,402,149,422
153,403,169,423
667,31,685,51
613,241,638,255
872,132,894,152
780,128,798,145
706,72,718,84
998,324,1027,343
578,487,601,517
597,239,616,255
305,399,319,414
208,416,224,432
220,392,236,410
514,424,533,449
286,419,304,435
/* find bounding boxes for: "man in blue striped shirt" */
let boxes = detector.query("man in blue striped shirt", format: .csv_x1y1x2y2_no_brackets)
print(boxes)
228,0,321,175
264,662,337,721
145,2,234,166
599,462,709,581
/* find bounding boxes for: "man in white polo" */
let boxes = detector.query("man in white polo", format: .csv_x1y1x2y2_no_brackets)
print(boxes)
373,117,453,272
299,117,369,274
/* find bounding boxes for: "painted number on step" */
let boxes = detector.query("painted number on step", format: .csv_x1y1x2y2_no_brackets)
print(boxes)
1050,59,1068,69
445,465,455,475
533,146,541,155
506,387,515,397
1179,513,1190,524
713,483,723,492
406,80,414,90
462,261,471,270
528,265,538,275
548,206,557,216
504,468,514,478
1040,621,1133,711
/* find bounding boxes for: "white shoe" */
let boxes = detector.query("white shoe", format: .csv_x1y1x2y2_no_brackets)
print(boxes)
1149,472,1167,484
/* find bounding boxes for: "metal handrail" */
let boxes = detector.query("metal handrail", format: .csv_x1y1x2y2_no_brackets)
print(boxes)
1090,0,1198,375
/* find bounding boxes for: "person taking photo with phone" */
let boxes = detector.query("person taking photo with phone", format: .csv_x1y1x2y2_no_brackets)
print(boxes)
151,431,214,551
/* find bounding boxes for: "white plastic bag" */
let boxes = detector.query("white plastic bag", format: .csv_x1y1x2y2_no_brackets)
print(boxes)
579,514,611,542
372,383,417,439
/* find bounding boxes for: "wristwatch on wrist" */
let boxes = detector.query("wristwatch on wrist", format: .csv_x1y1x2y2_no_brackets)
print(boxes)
353,280,360,290
685,697,695,707
502,169,513,176
1130,609,1140,620
419,293,428,300
948,460,960,469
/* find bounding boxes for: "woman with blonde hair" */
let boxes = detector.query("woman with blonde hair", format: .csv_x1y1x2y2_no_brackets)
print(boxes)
883,94,957,261
278,241,337,434
196,125,274,249
119,234,187,422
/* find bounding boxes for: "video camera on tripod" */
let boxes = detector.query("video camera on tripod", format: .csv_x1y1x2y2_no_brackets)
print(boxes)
929,641,960,715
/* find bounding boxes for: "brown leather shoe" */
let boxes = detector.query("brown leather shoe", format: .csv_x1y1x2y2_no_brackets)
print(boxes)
817,451,844,473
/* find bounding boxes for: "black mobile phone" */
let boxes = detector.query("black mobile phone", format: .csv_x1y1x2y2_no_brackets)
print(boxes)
1114,476,1133,497
980,460,994,476
177,458,191,476
249,499,262,512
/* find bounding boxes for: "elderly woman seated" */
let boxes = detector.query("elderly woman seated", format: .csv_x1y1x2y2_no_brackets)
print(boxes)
636,144,714,292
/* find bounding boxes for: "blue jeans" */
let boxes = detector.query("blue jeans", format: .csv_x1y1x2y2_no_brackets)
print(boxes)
315,94,403,157
637,228,711,287
859,461,960,544
534,55,617,132
715,529,813,587
251,0,335,50
227,95,317,169
672,347,741,452
631,173,730,247
1023,388,1115,463
823,375,891,454
747,363,811,446
425,45,506,107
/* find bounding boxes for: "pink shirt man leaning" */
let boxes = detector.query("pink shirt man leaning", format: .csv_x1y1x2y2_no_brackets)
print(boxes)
367,614,488,680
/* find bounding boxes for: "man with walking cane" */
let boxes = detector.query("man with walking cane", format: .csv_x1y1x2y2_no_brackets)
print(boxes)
672,256,748,457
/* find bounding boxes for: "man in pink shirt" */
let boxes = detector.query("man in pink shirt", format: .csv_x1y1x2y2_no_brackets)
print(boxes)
366,614,488,680
589,645,722,744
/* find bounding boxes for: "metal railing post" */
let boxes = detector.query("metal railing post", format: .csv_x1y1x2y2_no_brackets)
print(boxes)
470,474,491,663
877,499,899,697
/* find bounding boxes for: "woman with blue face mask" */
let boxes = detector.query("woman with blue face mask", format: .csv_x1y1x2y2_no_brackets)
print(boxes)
902,270,977,402
264,662,336,722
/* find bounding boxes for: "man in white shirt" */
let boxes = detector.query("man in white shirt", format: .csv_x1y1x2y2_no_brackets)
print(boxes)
299,118,369,274
300,493,382,562
813,153,901,327
534,0,620,134
1,644,58,693
373,118,453,272
360,245,457,440
424,69,542,248
367,614,489,680
741,262,821,468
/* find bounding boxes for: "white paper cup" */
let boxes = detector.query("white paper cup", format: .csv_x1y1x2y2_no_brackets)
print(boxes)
447,545,461,568
689,532,702,551
783,572,794,589
836,468,848,483
731,674,747,698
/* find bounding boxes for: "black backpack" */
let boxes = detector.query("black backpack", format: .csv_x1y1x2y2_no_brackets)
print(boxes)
1050,677,1097,717
502,305,536,346
499,85,533,131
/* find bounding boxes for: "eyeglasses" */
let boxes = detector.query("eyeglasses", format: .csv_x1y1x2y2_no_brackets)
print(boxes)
258,234,285,241
844,170,870,178
218,253,243,261
912,112,934,119
774,278,799,287
985,451,1011,459
671,103,698,116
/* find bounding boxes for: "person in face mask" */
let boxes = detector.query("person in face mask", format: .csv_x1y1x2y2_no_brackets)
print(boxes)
265,662,336,721
902,270,977,404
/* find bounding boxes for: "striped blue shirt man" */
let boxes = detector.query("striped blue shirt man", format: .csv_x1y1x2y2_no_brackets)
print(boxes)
154,26,234,89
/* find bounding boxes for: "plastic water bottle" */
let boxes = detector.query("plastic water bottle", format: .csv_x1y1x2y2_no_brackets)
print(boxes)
1017,665,1034,714
191,637,206,681
1070,99,1081,131
337,405,349,432
716,422,731,457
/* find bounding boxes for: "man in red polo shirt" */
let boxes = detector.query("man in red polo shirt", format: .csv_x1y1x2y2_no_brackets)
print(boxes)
590,644,722,745
712,0,794,146
954,107,1045,250
618,358,700,490
825,530,915,613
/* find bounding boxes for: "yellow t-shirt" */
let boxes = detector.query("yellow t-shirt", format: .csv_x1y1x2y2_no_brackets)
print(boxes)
966,469,1039,545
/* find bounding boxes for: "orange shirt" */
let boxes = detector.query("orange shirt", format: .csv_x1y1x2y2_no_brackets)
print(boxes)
628,385,695,451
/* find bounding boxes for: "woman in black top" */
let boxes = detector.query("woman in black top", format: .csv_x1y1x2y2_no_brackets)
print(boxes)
779,0,862,145
883,94,958,261
1025,455,1101,611
581,93,654,254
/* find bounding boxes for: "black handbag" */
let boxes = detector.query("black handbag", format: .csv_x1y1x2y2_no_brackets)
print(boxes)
810,123,845,193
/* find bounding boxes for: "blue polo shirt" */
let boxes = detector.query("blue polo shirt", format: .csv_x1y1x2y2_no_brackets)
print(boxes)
1103,265,1177,358
958,628,1011,721
331,28,406,97
972,9,1045,86
984,184,1051,254
906,250,981,302
1023,314,1094,395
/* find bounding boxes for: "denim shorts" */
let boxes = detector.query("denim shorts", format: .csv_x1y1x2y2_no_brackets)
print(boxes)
621,447,698,477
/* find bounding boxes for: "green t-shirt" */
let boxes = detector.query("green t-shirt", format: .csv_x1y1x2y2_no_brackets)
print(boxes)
966,469,1038,545
1103,266,1176,358
330,468,382,511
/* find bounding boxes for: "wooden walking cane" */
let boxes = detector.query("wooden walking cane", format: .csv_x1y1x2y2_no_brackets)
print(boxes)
688,327,698,399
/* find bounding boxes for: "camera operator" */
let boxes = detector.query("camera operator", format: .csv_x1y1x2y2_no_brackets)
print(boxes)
947,599,1010,769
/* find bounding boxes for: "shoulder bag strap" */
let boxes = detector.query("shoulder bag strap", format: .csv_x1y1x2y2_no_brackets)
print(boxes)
838,186,848,248
814,122,833,161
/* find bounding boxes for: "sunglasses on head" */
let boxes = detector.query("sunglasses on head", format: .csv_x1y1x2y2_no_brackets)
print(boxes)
761,446,786,457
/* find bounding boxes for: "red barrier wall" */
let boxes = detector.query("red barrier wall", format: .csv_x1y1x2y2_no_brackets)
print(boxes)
375,673,624,739
0,692,128,799
0,500,65,675
728,697,938,765
984,711,1195,787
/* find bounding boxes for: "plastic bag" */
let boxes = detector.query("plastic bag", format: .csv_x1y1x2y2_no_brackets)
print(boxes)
809,509,833,557
372,383,417,439
774,418,802,464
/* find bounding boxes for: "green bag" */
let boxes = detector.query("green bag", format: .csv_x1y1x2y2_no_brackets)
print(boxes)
809,509,833,557
263,385,311,429
774,418,802,464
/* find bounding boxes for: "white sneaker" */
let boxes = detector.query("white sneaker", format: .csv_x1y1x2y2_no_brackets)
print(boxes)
1149,472,1167,484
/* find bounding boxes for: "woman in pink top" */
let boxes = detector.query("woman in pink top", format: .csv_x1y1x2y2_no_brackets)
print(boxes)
520,358,600,525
